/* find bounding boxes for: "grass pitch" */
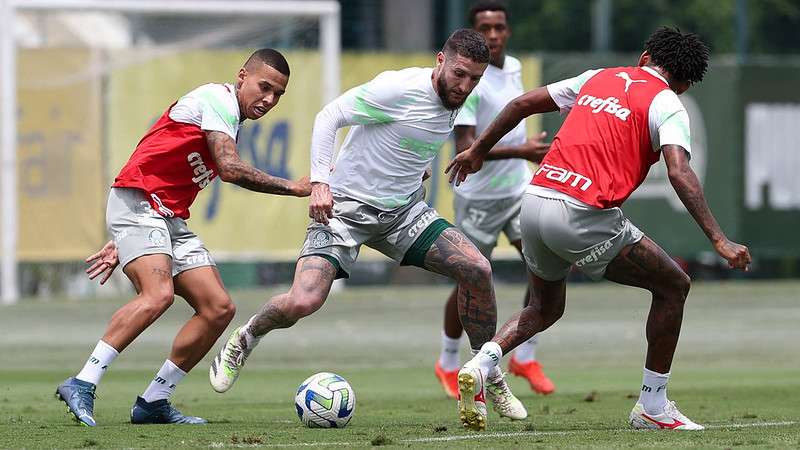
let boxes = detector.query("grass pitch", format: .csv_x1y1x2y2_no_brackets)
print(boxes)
1,281,798,448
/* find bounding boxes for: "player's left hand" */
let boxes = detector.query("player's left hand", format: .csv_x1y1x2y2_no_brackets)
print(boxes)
445,147,484,186
86,240,119,285
714,239,751,271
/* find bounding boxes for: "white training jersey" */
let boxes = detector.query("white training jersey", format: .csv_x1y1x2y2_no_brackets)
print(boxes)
453,55,532,200
310,67,459,210
547,66,692,154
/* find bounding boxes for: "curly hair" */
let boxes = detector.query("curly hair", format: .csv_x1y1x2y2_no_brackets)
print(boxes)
443,28,490,64
644,27,709,84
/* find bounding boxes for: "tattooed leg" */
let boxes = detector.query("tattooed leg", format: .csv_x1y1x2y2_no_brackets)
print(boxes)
424,228,496,350
247,256,337,337
603,236,691,373
101,253,175,352
492,271,566,354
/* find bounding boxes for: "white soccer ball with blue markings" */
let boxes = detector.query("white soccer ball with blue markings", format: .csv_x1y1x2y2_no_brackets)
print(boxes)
294,372,356,428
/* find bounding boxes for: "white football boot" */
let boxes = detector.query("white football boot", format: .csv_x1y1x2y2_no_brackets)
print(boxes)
457,365,487,431
486,372,528,420
629,401,705,430
209,326,253,393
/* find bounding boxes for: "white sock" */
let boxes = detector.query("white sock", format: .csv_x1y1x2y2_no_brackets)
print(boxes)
243,315,263,349
513,335,538,363
639,367,670,414
438,332,461,371
75,340,119,385
466,342,502,381
141,359,186,403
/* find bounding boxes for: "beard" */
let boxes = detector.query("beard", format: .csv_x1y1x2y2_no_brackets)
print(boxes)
436,75,466,110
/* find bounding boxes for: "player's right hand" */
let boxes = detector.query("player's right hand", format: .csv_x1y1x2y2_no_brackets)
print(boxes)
309,182,334,225
445,147,484,186
713,239,751,271
86,240,119,285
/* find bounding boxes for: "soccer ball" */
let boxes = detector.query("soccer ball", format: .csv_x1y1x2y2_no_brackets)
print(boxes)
294,372,356,428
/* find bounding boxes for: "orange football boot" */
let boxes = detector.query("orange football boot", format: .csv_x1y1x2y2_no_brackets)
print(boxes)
508,356,555,395
434,360,459,399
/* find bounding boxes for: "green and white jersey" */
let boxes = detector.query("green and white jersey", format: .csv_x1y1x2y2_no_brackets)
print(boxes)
453,56,532,200
310,67,458,210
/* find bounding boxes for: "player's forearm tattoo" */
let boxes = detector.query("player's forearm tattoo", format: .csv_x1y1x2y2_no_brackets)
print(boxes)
669,166,724,244
206,131,296,196
424,228,497,348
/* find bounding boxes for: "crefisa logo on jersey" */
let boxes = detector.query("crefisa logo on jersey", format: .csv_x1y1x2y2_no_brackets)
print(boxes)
188,152,215,189
576,95,632,121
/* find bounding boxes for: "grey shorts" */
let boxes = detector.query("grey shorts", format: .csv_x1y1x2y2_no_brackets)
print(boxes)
106,187,215,276
299,188,452,278
520,192,644,281
454,193,523,257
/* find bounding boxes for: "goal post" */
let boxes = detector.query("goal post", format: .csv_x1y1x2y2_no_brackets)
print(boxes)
0,0,341,304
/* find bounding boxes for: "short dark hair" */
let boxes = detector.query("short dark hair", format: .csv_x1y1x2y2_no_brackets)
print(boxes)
644,27,709,84
468,0,509,26
244,48,290,77
442,28,490,64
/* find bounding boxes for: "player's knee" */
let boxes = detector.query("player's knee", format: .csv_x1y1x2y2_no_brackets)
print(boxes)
544,303,566,326
674,271,691,299
464,256,492,284
287,293,325,320
140,290,174,316
205,295,236,328
657,270,691,301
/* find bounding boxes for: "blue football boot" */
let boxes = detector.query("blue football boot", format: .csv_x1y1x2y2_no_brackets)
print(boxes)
55,377,97,427
130,396,207,424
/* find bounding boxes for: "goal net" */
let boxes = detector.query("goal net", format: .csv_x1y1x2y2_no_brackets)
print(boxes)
0,0,340,303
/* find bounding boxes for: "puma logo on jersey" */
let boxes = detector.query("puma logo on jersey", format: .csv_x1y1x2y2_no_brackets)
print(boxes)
535,163,593,191
576,95,632,121
187,152,215,189
616,71,647,92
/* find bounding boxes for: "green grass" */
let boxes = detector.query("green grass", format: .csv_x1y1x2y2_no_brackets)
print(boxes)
1,281,799,448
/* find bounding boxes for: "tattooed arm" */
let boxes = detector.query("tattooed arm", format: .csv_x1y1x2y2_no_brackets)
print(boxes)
663,145,750,269
446,87,558,185
454,126,549,162
206,130,311,196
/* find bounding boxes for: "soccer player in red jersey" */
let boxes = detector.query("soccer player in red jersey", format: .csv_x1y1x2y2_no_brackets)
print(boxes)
55,49,311,427
447,27,751,431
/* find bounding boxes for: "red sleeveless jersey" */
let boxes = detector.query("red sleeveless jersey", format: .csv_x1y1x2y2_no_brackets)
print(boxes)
532,67,670,208
113,106,220,220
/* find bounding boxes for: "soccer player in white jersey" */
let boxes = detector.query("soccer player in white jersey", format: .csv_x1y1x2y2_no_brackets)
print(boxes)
210,29,526,426
435,0,555,401
448,27,751,431
56,50,310,427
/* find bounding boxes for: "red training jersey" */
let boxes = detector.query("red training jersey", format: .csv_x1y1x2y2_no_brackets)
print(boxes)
532,67,671,209
113,83,240,219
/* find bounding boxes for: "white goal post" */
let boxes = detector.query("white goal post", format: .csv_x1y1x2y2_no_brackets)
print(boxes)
0,0,341,304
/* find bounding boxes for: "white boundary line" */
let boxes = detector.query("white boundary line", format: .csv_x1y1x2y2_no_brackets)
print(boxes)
243,421,799,448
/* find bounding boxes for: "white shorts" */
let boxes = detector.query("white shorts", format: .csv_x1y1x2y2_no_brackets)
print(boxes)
106,188,215,276
520,190,643,281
